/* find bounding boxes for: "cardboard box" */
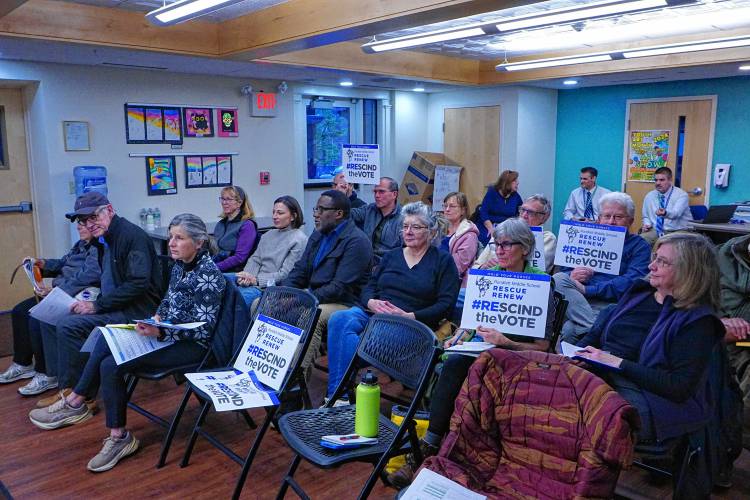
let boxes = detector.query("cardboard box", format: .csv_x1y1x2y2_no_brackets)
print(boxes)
399,152,460,206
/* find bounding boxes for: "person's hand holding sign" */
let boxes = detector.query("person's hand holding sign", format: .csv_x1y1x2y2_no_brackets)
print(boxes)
574,346,623,369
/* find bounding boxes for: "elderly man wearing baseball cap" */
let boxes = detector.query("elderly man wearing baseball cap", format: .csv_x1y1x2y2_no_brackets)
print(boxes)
30,192,163,427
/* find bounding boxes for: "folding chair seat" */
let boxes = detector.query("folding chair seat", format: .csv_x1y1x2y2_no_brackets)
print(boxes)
159,286,320,500
275,313,441,500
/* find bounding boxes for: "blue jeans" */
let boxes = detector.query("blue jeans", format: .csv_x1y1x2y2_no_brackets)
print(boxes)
224,272,264,306
326,307,369,397
74,334,206,428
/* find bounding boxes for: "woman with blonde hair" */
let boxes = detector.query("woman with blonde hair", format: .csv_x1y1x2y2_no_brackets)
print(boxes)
477,170,523,245
213,185,258,272
575,232,725,443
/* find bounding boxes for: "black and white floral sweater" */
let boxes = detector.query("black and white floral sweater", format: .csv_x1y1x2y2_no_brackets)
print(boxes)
155,251,225,348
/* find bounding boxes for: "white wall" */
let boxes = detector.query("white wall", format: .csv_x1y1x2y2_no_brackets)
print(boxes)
0,61,301,257
425,85,558,228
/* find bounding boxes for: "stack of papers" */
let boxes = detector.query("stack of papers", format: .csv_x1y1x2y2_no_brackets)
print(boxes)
402,469,486,500
445,342,495,357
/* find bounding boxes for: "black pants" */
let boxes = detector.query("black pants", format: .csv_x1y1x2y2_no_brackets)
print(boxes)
427,355,476,439
11,297,47,374
605,372,656,442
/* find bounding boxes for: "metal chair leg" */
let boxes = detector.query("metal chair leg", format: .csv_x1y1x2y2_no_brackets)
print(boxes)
180,400,212,468
276,454,303,500
239,409,257,430
231,416,273,500
156,386,193,468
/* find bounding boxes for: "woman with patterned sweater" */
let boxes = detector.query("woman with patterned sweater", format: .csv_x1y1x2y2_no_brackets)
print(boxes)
29,214,226,472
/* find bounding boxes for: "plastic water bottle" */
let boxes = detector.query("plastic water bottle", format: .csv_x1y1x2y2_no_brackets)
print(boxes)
139,208,148,228
153,207,161,228
354,369,380,438
146,209,155,231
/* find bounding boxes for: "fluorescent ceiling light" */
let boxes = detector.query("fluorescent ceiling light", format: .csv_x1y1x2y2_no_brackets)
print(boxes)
363,27,486,53
413,85,425,92
146,0,245,26
498,54,612,71
623,36,750,58
339,80,354,87
740,64,750,71
496,0,667,32
563,79,579,85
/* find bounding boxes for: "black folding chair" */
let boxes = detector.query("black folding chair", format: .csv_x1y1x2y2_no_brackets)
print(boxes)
124,276,248,427
160,286,320,500
547,291,568,354
275,314,440,500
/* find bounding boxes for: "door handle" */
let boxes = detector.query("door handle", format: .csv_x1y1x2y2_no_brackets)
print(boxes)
688,187,703,196
0,201,33,213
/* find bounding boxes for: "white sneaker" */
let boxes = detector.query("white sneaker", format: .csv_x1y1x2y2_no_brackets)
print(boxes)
0,362,35,384
18,374,58,396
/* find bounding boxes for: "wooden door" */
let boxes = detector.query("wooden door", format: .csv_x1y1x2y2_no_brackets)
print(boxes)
625,99,714,230
0,87,36,310
444,106,501,211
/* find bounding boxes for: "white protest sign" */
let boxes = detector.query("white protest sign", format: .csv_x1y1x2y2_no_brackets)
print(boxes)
432,165,461,210
233,314,302,391
553,220,626,275
185,370,279,412
342,144,380,185
461,269,550,338
530,226,545,271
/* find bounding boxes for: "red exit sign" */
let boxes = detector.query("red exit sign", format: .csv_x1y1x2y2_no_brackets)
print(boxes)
251,92,278,117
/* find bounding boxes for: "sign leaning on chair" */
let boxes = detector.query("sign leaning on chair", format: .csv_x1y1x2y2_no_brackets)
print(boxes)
185,314,302,412
461,269,551,338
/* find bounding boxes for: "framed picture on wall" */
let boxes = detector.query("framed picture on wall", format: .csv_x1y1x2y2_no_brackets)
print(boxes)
217,108,239,137
125,104,182,144
184,155,233,188
63,121,90,151
145,156,178,196
183,107,214,137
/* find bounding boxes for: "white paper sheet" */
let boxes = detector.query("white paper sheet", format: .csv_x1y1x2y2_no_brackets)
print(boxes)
402,469,486,500
445,342,495,354
99,326,175,365
29,287,75,325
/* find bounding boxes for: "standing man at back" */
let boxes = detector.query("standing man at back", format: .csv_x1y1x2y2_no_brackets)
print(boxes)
563,167,611,222
350,177,403,264
640,166,692,244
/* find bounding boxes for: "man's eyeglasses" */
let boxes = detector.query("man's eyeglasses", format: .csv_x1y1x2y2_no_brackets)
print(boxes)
519,207,546,217
599,214,628,222
77,207,107,226
492,240,522,251
402,224,428,232
312,206,339,214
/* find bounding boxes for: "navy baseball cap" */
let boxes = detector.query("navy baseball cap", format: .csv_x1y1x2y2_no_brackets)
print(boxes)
65,192,110,221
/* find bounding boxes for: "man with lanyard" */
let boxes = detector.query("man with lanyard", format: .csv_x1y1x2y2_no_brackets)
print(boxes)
283,190,372,381
350,177,403,264
640,166,692,244
562,166,612,222
33,192,162,411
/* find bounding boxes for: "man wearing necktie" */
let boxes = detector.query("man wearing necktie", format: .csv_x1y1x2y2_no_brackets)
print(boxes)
562,166,611,222
641,167,693,245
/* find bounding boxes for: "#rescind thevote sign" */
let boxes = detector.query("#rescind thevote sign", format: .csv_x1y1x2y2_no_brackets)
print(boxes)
530,226,545,271
461,269,551,339
553,220,626,276
342,144,380,185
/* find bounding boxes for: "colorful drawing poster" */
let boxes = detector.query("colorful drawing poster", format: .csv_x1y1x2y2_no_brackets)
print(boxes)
185,156,203,187
163,108,182,142
217,156,232,184
628,130,670,182
553,220,626,275
126,106,145,142
217,108,238,137
145,108,163,141
461,269,550,337
183,107,214,137
202,157,217,184
146,156,177,196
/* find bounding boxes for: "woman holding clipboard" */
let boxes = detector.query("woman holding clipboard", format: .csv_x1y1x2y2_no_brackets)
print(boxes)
28,214,225,472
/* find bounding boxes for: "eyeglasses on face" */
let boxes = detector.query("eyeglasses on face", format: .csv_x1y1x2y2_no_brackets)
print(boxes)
493,240,522,251
77,207,107,226
519,207,546,217
650,254,673,268
442,203,460,210
312,206,338,214
402,224,428,232
219,196,238,203
599,214,628,222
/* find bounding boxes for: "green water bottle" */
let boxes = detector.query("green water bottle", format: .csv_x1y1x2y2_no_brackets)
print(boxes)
354,369,380,438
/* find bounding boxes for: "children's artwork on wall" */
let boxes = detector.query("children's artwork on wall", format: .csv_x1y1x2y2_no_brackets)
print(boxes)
146,156,178,195
183,107,214,137
184,155,233,188
125,104,182,144
217,108,239,137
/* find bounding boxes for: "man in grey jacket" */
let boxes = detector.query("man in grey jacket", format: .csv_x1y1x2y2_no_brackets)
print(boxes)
350,177,403,263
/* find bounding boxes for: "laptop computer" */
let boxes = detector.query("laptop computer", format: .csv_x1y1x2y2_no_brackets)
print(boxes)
701,205,737,224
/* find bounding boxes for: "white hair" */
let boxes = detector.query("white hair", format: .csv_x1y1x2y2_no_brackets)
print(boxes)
598,191,635,218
